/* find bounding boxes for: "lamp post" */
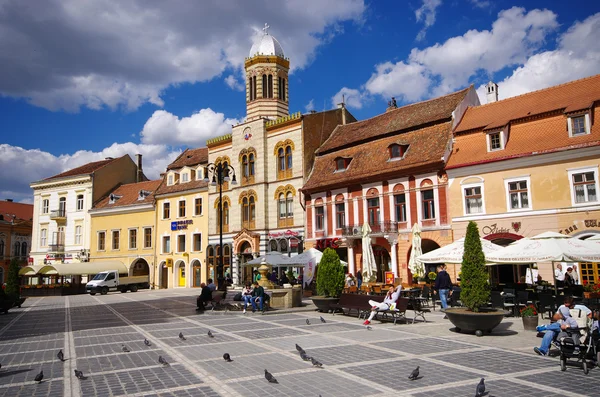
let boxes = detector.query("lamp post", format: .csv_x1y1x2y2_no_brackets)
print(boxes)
204,162,237,289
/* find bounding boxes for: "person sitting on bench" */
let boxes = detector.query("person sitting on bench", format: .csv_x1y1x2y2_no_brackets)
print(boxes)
196,282,212,311
363,285,402,326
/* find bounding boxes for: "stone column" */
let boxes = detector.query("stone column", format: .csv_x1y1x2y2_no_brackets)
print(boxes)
390,241,398,277
347,240,356,275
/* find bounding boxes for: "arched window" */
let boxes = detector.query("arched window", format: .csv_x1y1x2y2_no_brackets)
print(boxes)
248,78,254,101
367,196,380,227
278,193,286,220
207,246,214,267
286,192,294,219
249,196,256,224
14,242,20,257
278,76,286,100
262,74,267,98
249,153,255,177
242,197,249,226
286,146,292,170
0,239,4,257
21,242,27,257
242,155,249,177
223,202,229,229
278,148,285,171
252,76,257,100
394,185,407,223
268,74,273,98
224,244,231,267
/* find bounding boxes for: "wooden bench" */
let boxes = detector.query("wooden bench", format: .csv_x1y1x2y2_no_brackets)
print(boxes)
375,297,410,325
407,297,431,323
331,293,383,318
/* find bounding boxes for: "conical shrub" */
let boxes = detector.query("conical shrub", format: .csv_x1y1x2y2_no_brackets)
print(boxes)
460,221,489,312
315,248,344,297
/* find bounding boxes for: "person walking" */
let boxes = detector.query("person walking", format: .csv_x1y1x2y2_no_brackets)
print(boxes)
434,265,452,311
356,271,363,290
363,285,401,326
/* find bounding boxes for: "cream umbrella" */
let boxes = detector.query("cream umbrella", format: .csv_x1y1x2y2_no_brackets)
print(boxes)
361,223,377,282
408,223,425,278
417,237,503,264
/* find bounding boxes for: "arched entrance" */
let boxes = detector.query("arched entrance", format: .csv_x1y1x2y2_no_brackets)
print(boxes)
191,259,202,287
484,233,524,285
130,258,150,276
239,241,254,285
159,261,168,289
373,245,390,282
406,239,442,283
175,260,186,287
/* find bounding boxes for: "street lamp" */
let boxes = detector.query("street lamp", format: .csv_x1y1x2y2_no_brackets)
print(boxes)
204,162,237,289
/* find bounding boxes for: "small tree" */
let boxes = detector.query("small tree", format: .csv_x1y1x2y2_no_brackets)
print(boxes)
316,248,345,297
460,221,489,312
5,258,21,300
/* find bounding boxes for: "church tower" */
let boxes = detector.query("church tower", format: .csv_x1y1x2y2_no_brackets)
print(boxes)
245,24,289,121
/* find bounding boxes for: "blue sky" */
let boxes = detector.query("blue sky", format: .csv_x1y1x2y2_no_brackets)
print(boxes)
1,0,599,203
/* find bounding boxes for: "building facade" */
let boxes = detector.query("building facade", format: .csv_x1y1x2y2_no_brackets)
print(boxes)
154,148,209,289
302,87,480,283
205,26,354,286
0,200,33,283
447,74,600,284
89,180,161,284
29,155,144,269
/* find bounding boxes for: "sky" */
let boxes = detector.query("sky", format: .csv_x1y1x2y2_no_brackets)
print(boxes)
1,0,599,203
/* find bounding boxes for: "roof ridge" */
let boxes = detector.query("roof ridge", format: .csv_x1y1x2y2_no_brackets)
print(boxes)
476,73,600,108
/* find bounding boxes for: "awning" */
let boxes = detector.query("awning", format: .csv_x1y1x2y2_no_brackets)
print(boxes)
18,265,45,276
39,261,128,276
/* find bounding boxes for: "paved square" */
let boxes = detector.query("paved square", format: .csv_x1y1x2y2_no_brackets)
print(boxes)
0,289,598,397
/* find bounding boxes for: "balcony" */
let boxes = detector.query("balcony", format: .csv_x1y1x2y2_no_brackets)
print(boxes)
49,209,66,222
341,221,399,237
48,243,65,253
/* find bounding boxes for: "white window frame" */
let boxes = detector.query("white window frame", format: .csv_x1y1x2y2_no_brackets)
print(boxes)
178,199,186,218
162,235,171,254
128,228,138,250
486,131,503,152
192,232,202,252
40,228,48,247
74,225,82,245
111,230,120,251
168,174,174,186
97,230,106,251
143,227,153,249
76,194,84,211
504,176,531,212
568,166,599,206
388,179,411,227
42,199,49,214
162,202,170,220
461,181,485,216
177,233,186,253
194,197,203,216
196,167,204,180
568,113,591,137
181,173,189,183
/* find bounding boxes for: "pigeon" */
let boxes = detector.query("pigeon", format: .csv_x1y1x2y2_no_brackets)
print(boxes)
366,326,372,331
300,352,312,361
144,339,151,346
57,349,65,362
475,378,485,397
74,369,86,380
223,353,232,362
34,370,44,383
320,316,326,323
158,355,169,366
264,369,278,383
179,332,186,341
408,366,419,380
207,330,214,338
295,344,305,354
306,319,311,325
311,357,323,368
122,344,131,353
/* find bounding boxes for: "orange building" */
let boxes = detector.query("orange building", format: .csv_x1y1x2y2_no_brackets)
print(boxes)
0,200,33,283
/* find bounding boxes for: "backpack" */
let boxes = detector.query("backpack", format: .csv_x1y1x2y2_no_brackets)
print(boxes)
233,292,243,301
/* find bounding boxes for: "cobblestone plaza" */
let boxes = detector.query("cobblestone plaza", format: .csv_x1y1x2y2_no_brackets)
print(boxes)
0,290,598,397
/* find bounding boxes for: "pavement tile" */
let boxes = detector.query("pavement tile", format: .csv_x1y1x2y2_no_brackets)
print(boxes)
176,341,266,361
0,378,64,397
437,349,556,374
233,327,310,340
373,336,479,355
516,364,600,395
0,360,64,385
410,379,564,397
139,386,221,397
196,352,308,380
300,344,402,365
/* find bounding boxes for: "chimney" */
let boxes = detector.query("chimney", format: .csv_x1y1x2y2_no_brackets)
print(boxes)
337,102,347,125
486,81,498,103
135,154,143,183
386,97,398,112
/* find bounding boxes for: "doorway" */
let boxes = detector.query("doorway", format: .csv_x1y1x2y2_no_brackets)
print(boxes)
178,262,186,287
192,260,202,287
160,262,168,289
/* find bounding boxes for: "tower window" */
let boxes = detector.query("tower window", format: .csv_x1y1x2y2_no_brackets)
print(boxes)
262,74,267,98
252,76,257,100
268,74,273,98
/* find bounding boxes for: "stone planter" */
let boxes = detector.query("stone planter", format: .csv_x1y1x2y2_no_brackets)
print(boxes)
445,307,506,337
522,315,539,331
310,296,340,313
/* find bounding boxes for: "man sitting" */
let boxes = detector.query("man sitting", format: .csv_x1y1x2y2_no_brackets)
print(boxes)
207,278,217,291
534,297,590,356
363,285,401,326
196,283,212,311
251,281,265,313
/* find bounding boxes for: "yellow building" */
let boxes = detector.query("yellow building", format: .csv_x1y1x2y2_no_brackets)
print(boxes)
154,148,209,289
89,180,161,285
446,75,600,284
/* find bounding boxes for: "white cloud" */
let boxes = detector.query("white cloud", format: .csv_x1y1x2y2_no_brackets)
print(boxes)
469,0,491,9
140,109,239,146
365,61,431,102
224,75,244,91
305,99,315,112
0,0,365,112
0,143,181,203
477,12,600,102
415,0,442,41
331,87,365,110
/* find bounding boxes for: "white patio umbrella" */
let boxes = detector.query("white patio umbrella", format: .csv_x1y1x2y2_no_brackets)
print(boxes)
586,234,600,241
245,252,294,266
417,237,503,264
288,248,348,288
408,223,425,278
361,223,377,282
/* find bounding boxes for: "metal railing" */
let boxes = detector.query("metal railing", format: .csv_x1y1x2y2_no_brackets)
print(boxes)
48,243,65,253
49,209,66,219
341,221,399,237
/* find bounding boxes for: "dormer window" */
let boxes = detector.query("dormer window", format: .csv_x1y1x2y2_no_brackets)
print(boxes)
137,190,151,201
489,132,501,150
568,113,590,137
335,157,351,172
389,144,409,160
108,193,122,204
181,173,189,183
168,175,174,186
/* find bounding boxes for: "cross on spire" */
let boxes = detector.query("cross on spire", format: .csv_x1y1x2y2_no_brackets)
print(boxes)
263,23,270,35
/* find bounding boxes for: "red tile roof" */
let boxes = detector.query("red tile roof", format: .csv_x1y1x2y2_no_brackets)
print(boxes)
317,87,470,154
44,157,123,181
94,180,162,209
448,74,600,169
154,179,208,196
0,200,34,221
167,148,208,170
456,74,600,133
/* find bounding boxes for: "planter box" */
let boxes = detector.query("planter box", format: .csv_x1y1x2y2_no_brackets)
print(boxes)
522,315,539,331
445,307,506,337
310,296,340,313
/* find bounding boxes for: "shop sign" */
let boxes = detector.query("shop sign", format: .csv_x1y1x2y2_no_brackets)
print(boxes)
315,238,340,250
385,271,394,285
559,218,600,235
171,220,193,231
481,223,511,235
268,230,299,238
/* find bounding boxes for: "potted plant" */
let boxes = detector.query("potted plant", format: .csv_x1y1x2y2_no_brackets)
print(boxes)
520,304,539,331
311,248,345,312
445,221,505,337
583,282,600,298
428,272,437,284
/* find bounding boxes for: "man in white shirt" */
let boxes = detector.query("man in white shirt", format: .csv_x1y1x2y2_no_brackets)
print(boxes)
555,264,565,288
572,264,580,285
